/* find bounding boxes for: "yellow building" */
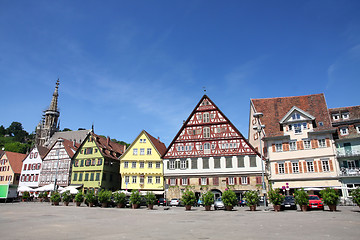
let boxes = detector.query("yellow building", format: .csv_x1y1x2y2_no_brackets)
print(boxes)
120,130,166,195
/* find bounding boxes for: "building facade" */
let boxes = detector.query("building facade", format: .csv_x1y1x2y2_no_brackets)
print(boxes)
163,95,266,200
249,94,341,193
329,106,360,198
119,130,166,195
0,151,26,186
19,146,48,188
70,132,126,193
39,138,79,187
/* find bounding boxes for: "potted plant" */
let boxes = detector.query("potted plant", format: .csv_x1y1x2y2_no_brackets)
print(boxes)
85,191,97,207
294,188,309,211
201,191,214,211
22,191,30,202
37,192,43,202
320,188,339,211
244,190,260,211
181,190,196,211
130,190,141,209
61,190,72,206
113,192,127,208
50,191,61,206
350,187,360,208
268,188,285,212
98,189,112,208
74,192,84,207
222,189,237,211
144,192,157,210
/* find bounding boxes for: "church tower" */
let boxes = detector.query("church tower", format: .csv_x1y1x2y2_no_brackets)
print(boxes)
35,79,60,146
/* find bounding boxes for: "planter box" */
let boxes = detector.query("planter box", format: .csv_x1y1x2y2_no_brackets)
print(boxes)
204,205,211,211
273,205,281,212
185,205,192,211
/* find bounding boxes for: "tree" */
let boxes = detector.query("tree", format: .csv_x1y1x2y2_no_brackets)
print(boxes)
62,128,72,132
4,142,28,154
6,122,28,142
0,125,5,136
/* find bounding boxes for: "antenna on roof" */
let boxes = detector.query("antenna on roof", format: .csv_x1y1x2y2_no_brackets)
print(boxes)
92,122,94,132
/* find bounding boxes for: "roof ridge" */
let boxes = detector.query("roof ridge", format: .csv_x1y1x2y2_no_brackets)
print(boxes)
251,93,324,101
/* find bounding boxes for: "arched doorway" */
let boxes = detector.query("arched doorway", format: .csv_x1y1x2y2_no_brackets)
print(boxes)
211,189,222,200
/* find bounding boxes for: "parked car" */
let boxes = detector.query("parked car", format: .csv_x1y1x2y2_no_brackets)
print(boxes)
214,197,225,210
239,199,247,207
170,198,182,206
157,198,168,206
281,195,297,210
308,195,324,210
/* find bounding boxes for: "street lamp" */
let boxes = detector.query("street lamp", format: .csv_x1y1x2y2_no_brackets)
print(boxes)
54,138,64,192
253,112,267,211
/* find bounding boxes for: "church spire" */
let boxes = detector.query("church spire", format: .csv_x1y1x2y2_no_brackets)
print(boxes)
49,79,60,111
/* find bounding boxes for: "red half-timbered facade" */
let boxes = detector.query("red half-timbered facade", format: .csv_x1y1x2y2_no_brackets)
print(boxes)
163,95,266,200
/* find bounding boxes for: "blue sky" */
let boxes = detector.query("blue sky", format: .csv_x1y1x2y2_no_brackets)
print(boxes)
1,0,359,146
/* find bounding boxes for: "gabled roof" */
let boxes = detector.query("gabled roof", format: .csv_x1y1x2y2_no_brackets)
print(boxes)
279,106,316,124
251,93,334,138
37,145,49,159
329,105,360,122
44,138,80,159
4,151,26,174
91,132,126,160
45,129,91,147
329,105,360,140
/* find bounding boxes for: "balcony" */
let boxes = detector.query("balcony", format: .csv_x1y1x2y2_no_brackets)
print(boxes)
337,150,360,158
340,167,360,177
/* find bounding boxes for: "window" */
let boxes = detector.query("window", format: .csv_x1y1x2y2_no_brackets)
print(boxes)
140,176,144,184
73,173,78,181
124,176,129,183
169,160,175,169
318,139,326,148
140,148,145,155
95,173,100,181
168,178,175,186
85,159,91,166
238,156,245,167
181,178,187,185
156,162,160,168
124,161,129,168
332,114,340,120
214,157,221,169
293,123,303,134
278,163,285,174
74,160,79,167
148,176,153,184
307,161,314,172
80,160,84,167
204,143,210,154
148,162,153,168
140,162,144,168
91,159,96,166
180,160,187,169
348,160,356,169
90,173,94,181
304,140,311,149
147,148,152,155
133,148,138,155
292,113,301,120
322,160,330,172
292,162,299,173
132,176,137,184
228,177,235,185
156,176,161,184
203,113,210,123
79,173,83,181
84,173,89,181
250,156,257,167
191,158,197,169
203,127,210,138
276,143,283,152
226,157,232,168
201,177,207,185
132,162,136,168
340,127,349,136
342,112,349,119
202,158,209,169
289,141,297,151
318,122,324,126
213,177,219,186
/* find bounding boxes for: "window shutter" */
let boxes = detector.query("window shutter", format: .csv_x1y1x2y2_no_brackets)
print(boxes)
226,177,229,185
329,160,334,171
167,161,169,169
299,141,304,150
28,164,31,170
35,174,39,181
207,178,209,185
234,177,237,185
313,140,319,148
326,138,331,147
239,177,242,185
307,123,310,129
303,162,307,173
285,163,288,174
296,141,301,150
168,179,170,185
24,164,27,170
318,161,322,172
314,161,318,172
311,139,317,149
289,163,293,174
176,178,178,185
272,144,276,152
199,178,201,185
299,162,303,173
187,178,190,185
275,163,279,174
180,179,182,186
283,142,289,151
186,160,189,169
247,177,250,185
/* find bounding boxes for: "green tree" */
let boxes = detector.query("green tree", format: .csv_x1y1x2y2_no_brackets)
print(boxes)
4,142,28,154
6,122,28,142
0,125,6,136
62,128,72,132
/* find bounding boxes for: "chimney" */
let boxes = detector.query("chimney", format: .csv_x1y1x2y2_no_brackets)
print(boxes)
107,136,110,146
157,137,160,141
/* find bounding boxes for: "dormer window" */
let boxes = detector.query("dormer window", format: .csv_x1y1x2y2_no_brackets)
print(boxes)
332,114,340,120
342,112,349,119
292,113,301,120
356,126,360,134
340,127,349,136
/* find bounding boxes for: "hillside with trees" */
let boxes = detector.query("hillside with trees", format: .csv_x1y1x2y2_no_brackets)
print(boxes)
0,122,33,154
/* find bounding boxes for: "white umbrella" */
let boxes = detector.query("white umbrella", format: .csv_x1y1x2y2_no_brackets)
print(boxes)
34,184,65,192
17,185,34,192
60,186,79,194
115,190,131,196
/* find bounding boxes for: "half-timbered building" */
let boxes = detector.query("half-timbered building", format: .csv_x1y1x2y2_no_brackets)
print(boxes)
163,95,266,200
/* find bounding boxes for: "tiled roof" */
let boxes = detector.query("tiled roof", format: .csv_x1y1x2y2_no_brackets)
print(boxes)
251,93,334,138
144,130,167,156
92,133,126,160
45,129,91,147
37,145,49,159
5,151,26,174
329,105,360,140
62,138,80,158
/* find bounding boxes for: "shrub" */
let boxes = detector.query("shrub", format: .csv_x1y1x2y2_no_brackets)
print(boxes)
222,189,238,207
350,187,360,206
201,191,215,206
294,188,309,206
113,192,127,205
22,191,30,200
244,190,260,206
85,191,97,205
50,192,61,202
130,190,141,205
74,192,84,203
61,190,72,202
268,188,285,205
181,190,196,206
320,188,340,206
98,189,112,204
144,192,157,205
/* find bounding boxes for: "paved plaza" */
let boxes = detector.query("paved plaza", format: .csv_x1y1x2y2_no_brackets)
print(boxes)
0,202,359,240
